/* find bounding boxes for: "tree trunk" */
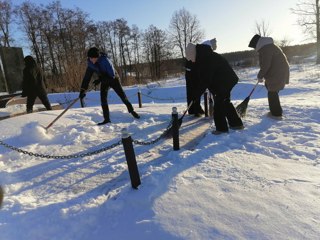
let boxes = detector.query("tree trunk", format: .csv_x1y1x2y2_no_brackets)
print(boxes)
317,0,320,64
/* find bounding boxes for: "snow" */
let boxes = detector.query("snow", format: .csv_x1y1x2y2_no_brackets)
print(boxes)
0,61,320,240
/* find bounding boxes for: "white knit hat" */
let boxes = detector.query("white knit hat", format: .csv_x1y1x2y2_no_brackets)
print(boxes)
185,42,196,62
210,38,217,50
202,38,217,50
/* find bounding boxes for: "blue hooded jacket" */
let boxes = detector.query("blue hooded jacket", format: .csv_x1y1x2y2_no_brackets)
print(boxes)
80,53,116,90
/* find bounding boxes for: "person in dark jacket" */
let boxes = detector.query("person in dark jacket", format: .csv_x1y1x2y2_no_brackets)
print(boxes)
248,34,289,118
22,56,52,113
195,44,243,134
79,47,140,125
185,39,217,117
185,60,204,116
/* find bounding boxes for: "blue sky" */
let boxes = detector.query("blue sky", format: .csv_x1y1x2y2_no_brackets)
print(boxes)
12,0,307,53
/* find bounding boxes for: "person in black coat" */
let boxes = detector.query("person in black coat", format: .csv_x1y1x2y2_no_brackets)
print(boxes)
22,56,52,113
185,60,204,116
195,44,243,134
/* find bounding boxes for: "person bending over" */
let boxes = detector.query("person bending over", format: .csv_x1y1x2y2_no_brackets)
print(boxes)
79,47,140,125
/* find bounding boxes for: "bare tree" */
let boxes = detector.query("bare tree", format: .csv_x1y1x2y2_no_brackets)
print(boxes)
0,0,13,47
114,18,130,82
276,36,293,48
131,25,143,83
16,1,92,91
168,8,204,59
254,20,273,37
143,25,171,80
16,2,43,62
291,0,320,63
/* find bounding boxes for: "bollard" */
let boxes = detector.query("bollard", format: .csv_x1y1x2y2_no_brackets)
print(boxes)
137,90,142,108
0,185,3,208
204,91,208,117
121,128,141,189
172,107,180,151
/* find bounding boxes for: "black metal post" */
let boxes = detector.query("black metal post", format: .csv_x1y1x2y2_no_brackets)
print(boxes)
172,107,180,151
137,90,142,108
121,128,141,189
204,91,208,117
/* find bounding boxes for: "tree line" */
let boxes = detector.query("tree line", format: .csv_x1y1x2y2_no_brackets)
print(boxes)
0,0,319,92
0,1,204,92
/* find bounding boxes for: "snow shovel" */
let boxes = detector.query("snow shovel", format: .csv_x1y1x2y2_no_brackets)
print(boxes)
44,97,79,131
236,81,259,118
164,100,194,138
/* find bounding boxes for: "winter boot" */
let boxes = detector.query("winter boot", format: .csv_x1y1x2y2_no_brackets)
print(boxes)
97,119,111,125
130,110,140,119
98,105,111,125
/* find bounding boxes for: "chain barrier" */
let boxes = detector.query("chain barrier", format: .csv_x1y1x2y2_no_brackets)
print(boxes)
1,86,185,159
140,93,185,102
0,139,122,159
133,120,173,145
0,118,174,158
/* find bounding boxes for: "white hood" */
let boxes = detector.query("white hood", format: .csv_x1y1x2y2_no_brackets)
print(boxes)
256,37,274,51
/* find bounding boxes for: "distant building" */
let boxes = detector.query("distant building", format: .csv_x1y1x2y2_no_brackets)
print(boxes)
0,47,24,93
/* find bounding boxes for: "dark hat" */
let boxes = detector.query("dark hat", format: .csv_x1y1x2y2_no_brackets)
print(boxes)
24,55,36,67
87,47,100,58
248,34,261,48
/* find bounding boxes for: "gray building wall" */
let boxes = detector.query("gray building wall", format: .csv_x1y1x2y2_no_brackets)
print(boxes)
0,47,24,93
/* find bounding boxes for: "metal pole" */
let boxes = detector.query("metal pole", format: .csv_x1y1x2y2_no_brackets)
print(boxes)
137,90,142,108
0,185,4,208
121,128,141,189
209,94,214,118
172,107,180,151
204,90,208,117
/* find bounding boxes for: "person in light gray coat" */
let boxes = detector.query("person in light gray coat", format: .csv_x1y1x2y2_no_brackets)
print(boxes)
248,34,289,117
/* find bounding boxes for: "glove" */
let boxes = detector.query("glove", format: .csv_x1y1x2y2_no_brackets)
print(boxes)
258,78,264,83
79,89,86,99
93,79,101,86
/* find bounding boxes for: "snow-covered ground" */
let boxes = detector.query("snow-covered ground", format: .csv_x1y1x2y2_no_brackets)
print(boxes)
0,60,319,240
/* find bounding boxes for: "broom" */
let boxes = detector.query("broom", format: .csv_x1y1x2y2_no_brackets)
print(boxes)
236,81,259,118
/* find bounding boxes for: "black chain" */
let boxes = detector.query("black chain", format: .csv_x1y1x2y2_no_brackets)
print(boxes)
0,118,175,157
133,120,173,145
140,93,185,102
0,140,122,159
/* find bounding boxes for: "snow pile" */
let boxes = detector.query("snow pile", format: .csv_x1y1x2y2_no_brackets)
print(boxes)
0,61,319,240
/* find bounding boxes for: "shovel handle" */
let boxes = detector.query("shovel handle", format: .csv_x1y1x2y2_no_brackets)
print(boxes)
248,81,259,97
44,98,79,130
180,100,194,119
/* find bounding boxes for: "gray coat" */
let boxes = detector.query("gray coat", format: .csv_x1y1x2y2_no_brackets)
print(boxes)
256,37,289,92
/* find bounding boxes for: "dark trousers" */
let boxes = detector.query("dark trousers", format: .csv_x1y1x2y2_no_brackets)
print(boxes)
268,91,282,116
27,93,52,113
100,78,134,120
185,71,204,114
212,91,243,132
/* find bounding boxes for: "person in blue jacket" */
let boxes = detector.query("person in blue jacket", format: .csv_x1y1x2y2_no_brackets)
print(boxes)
79,47,140,125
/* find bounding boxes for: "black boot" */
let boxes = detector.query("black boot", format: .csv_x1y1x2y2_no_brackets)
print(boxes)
97,119,111,125
98,105,111,125
130,110,140,119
